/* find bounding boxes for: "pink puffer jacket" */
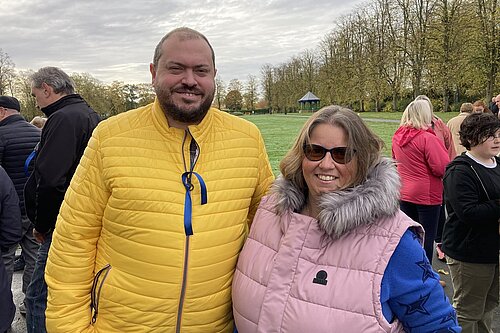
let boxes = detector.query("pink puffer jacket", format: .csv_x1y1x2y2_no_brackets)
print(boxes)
232,158,423,332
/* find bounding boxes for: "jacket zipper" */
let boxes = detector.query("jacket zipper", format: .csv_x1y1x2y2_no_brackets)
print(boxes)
90,264,112,324
176,131,198,332
175,236,190,332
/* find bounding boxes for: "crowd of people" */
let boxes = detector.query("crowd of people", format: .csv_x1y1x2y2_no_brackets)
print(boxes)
0,26,499,333
391,95,500,333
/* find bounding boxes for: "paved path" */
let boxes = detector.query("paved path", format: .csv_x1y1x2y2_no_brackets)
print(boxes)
10,268,26,332
9,248,500,332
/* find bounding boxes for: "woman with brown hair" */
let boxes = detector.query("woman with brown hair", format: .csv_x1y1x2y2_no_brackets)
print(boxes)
232,105,460,332
472,100,492,114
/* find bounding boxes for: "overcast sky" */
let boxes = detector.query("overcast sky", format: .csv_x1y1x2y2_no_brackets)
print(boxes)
0,0,364,86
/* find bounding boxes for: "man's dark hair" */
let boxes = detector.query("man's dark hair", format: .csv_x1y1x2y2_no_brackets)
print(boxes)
459,113,500,150
152,27,215,69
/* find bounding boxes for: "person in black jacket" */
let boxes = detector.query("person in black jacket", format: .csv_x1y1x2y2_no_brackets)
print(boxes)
441,112,500,333
0,95,41,315
489,94,499,117
0,166,22,333
23,67,100,333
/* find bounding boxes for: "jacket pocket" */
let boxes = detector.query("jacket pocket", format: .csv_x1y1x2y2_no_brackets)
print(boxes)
90,264,112,324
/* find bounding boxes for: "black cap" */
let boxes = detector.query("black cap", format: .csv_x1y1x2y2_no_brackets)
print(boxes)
0,96,20,111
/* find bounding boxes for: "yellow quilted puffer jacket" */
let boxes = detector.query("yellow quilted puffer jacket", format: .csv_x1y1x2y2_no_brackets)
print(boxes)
45,99,274,333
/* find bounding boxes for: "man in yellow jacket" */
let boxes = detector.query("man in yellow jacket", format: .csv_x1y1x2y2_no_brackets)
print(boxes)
44,27,274,333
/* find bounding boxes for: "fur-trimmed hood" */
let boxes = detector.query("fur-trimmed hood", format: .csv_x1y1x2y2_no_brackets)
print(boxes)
271,157,401,239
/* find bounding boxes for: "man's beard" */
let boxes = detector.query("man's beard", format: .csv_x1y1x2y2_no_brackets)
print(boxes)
154,83,214,125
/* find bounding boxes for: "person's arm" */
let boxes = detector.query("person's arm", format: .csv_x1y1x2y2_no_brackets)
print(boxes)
0,137,5,166
381,229,461,332
34,112,85,234
444,165,500,225
0,167,21,251
45,127,110,332
442,126,457,159
423,134,450,178
247,132,274,224
434,117,457,159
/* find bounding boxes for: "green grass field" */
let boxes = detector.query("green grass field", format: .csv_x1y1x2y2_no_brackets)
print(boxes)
243,111,459,174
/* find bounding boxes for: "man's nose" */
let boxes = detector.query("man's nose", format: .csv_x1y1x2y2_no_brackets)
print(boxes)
181,70,197,87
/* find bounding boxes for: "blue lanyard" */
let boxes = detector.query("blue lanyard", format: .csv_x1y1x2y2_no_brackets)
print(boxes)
24,149,37,177
181,171,207,236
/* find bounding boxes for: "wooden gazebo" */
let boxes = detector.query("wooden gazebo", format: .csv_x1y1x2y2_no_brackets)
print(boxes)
298,91,320,111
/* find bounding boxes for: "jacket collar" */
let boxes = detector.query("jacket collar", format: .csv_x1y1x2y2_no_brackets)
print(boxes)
272,157,401,239
41,94,86,117
151,97,216,143
0,113,25,126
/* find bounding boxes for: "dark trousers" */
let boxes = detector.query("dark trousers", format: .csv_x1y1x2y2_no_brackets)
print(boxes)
0,216,39,296
400,201,441,264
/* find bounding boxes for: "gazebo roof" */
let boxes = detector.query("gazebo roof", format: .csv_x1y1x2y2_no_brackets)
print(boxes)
298,91,320,102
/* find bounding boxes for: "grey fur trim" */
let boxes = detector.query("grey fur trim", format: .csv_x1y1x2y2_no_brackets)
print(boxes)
272,157,401,238
270,175,306,216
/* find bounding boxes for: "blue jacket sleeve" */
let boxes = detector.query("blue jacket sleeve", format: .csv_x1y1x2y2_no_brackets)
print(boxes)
381,229,461,332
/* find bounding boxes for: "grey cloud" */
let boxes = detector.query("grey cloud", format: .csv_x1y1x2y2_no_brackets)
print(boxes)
0,0,363,84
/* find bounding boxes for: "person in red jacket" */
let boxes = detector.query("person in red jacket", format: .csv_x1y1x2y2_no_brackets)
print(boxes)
414,95,456,262
392,100,450,265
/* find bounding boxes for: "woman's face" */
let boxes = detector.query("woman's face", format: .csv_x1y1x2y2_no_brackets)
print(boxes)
471,129,500,159
302,123,357,204
473,106,484,113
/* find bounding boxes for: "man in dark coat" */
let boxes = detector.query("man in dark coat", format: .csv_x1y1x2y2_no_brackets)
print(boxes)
0,95,41,315
23,67,100,333
0,166,22,333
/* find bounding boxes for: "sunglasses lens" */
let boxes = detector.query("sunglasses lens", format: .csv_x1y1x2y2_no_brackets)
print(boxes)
332,147,347,164
304,144,326,161
304,145,354,164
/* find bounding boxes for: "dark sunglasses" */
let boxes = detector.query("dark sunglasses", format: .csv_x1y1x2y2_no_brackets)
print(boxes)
303,144,355,164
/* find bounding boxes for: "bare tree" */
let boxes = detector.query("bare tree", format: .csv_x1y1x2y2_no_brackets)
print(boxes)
300,50,318,93
260,64,274,111
396,0,436,97
244,75,258,111
475,0,500,100
215,77,226,109
0,49,16,95
15,70,40,120
427,0,469,111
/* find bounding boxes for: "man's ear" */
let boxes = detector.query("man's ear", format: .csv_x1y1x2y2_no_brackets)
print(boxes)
150,63,156,84
41,82,53,97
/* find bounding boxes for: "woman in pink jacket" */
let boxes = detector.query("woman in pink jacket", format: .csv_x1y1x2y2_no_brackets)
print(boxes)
392,100,450,265
232,106,460,332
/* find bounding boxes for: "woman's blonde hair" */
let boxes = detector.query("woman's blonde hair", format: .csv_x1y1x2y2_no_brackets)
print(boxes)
414,95,434,114
279,105,384,196
400,100,432,129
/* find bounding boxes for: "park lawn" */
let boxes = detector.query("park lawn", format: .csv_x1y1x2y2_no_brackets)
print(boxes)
285,111,459,122
242,114,306,174
242,111,458,175
358,111,459,123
